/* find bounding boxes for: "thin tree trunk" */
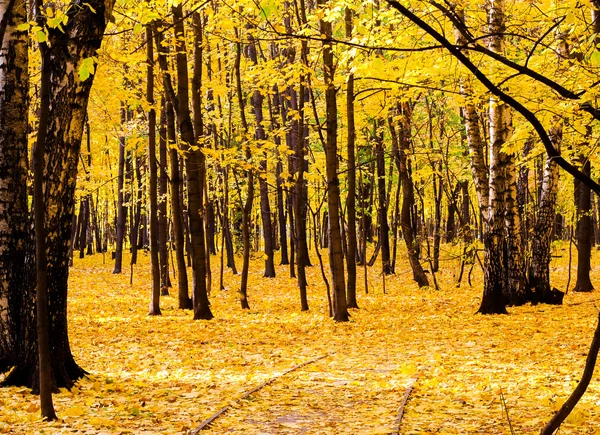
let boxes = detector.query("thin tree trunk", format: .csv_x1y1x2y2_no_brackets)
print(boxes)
167,101,191,309
318,0,348,321
158,98,171,295
32,5,57,416
247,32,276,278
147,25,161,316
345,6,358,308
396,103,429,287
235,32,252,310
113,104,127,274
375,118,392,275
573,158,594,292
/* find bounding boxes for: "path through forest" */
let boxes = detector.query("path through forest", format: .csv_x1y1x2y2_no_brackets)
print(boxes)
1,245,600,434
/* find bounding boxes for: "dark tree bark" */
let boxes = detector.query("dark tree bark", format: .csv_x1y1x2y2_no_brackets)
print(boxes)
5,0,116,391
345,5,358,308
169,7,212,320
235,33,253,310
394,103,429,287
573,158,594,293
32,14,57,416
271,86,289,265
318,0,349,322
446,183,459,244
147,25,161,316
247,32,276,278
221,168,237,274
167,101,191,309
158,99,171,295
113,104,128,274
375,118,392,275
78,197,89,259
129,156,143,266
294,71,309,312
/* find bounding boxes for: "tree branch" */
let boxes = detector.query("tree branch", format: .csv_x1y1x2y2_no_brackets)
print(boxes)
385,0,600,196
540,311,600,435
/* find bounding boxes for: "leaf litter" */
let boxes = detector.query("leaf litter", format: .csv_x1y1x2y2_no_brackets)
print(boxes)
0,244,600,434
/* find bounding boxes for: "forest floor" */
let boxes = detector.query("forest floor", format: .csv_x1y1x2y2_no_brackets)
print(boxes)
2,242,600,434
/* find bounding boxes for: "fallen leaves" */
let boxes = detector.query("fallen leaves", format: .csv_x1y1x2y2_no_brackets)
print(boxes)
0,246,599,434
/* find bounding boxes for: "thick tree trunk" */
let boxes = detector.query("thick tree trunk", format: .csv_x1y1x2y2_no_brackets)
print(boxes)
5,0,115,390
32,21,57,416
171,7,212,320
530,122,561,303
0,0,29,374
503,150,527,306
478,0,512,314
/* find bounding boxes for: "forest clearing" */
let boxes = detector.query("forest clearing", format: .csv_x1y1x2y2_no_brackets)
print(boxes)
1,248,600,434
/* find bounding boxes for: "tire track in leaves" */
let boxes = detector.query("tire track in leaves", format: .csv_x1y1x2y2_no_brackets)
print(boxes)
194,352,418,435
189,354,329,434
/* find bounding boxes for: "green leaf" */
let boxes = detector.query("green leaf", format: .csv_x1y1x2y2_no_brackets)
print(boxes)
78,57,96,82
36,30,48,43
16,23,30,32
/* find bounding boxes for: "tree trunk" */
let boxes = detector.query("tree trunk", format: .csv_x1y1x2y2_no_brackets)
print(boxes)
129,156,143,266
5,0,115,390
235,33,253,310
479,0,512,314
272,86,289,266
78,197,89,259
345,5,359,308
247,32,276,278
172,7,212,320
32,19,57,416
158,98,171,295
375,118,392,275
294,72,309,312
573,158,594,292
147,26,161,316
167,101,191,309
113,104,127,274
318,0,348,321
530,121,561,303
396,102,429,287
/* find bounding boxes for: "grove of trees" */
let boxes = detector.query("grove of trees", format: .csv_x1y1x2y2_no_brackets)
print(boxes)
2,0,600,428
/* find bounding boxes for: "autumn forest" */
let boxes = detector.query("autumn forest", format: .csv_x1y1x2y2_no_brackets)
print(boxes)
2,0,600,433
